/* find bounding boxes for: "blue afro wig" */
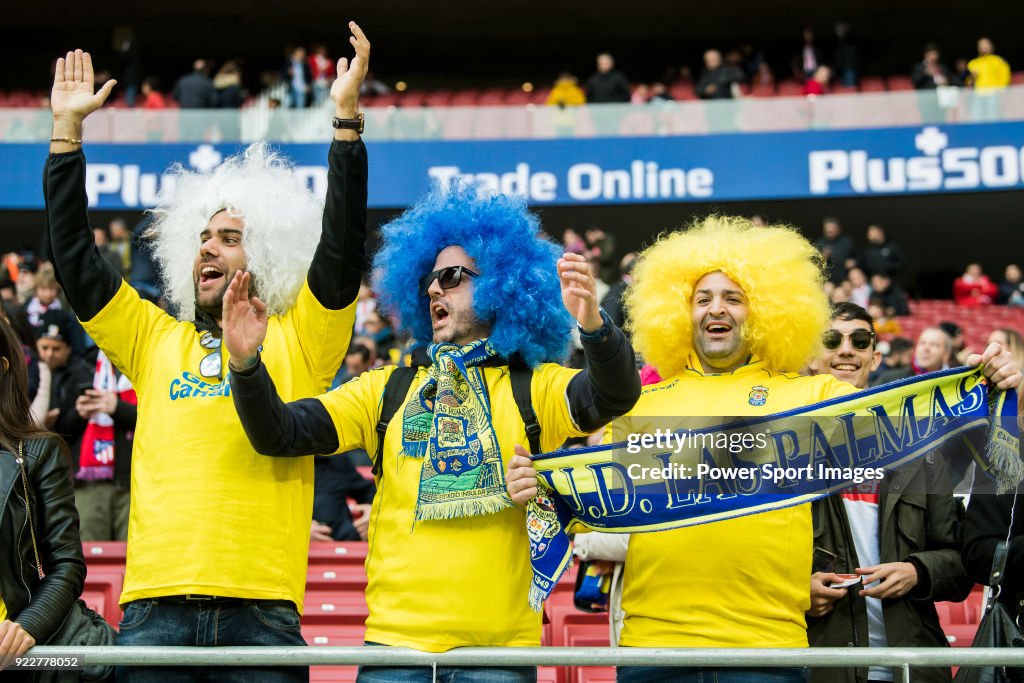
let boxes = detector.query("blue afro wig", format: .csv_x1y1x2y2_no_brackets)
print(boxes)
373,185,572,367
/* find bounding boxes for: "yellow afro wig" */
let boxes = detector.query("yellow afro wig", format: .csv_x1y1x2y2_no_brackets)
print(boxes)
626,215,830,379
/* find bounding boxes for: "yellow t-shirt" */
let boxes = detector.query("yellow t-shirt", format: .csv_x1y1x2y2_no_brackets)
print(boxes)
0,596,7,622
81,281,354,611
316,362,585,652
968,54,1011,90
616,357,855,648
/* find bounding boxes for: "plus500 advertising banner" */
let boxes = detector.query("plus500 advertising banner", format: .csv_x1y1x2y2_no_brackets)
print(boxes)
2,122,1024,210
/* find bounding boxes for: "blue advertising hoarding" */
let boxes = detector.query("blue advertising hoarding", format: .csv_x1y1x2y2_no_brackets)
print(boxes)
2,122,1023,210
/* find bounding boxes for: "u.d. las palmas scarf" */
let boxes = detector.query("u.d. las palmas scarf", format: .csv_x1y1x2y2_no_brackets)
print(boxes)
524,366,1020,610
401,339,514,521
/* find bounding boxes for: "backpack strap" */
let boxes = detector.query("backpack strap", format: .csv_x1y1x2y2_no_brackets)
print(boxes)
374,367,419,478
510,366,541,455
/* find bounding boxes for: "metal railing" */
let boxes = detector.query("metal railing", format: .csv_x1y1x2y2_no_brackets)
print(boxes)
19,646,1024,683
3,86,1024,143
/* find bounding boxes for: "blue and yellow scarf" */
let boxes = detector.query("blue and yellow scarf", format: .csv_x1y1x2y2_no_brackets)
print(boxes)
525,366,1020,610
401,339,514,521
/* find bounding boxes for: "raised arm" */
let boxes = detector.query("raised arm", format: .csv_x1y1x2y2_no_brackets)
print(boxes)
45,50,123,321
222,271,340,455
557,253,641,431
307,22,371,311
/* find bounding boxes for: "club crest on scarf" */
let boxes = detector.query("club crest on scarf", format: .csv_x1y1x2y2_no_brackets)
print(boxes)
401,339,515,521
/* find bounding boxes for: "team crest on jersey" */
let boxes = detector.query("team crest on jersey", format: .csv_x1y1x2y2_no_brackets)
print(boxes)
748,385,769,406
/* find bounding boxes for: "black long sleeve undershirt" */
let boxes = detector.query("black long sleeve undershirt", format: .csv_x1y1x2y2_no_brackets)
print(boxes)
44,139,369,323
231,323,641,457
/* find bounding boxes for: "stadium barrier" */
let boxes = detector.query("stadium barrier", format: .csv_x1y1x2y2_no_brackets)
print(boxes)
3,86,1024,142
18,646,1024,682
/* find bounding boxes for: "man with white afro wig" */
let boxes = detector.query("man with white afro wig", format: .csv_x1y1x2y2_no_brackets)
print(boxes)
45,24,371,682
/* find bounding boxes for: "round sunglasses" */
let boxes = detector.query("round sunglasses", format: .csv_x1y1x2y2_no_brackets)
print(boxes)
823,329,876,351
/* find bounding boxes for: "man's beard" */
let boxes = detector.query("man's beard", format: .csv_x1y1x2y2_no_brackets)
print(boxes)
193,271,257,321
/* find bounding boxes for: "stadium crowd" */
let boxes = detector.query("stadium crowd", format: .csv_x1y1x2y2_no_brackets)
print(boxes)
0,24,1023,683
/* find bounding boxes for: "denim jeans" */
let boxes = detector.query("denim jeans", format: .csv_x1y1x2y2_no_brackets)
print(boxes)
617,666,807,683
357,642,536,683
115,598,307,682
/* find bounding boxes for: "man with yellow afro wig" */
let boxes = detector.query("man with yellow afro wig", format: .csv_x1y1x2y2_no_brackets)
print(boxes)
617,215,856,683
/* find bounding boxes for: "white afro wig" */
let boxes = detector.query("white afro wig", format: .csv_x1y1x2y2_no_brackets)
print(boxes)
148,143,323,321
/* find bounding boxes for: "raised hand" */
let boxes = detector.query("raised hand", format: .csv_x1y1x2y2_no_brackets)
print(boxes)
51,50,116,122
222,271,268,372
966,342,1022,391
558,252,603,332
330,21,371,117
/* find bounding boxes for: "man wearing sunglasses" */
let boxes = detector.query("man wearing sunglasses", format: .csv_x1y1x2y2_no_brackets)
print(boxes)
223,186,640,682
807,303,972,683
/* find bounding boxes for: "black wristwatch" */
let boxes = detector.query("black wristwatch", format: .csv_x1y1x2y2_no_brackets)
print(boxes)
331,112,365,134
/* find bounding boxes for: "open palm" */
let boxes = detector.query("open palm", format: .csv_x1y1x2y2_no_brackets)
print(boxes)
222,271,268,367
330,22,371,112
51,50,116,120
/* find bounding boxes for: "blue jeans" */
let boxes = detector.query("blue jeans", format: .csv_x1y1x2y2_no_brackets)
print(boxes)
357,642,536,683
115,598,307,682
617,667,807,683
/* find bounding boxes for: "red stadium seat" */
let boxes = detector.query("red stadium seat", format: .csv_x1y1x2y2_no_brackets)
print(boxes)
82,542,128,564
886,76,914,91
398,90,427,107
423,90,453,107
84,570,125,626
450,90,480,106
750,83,776,97
303,624,366,646
1012,72,1024,85
776,80,803,97
305,565,369,592
302,591,368,625
308,542,368,566
538,667,560,683
860,77,887,92
832,84,858,95
477,88,508,106
564,624,613,683
504,90,534,105
668,82,696,101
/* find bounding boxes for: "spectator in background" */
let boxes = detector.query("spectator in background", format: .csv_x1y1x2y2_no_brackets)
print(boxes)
695,49,742,100
833,22,860,87
172,59,216,108
308,44,335,106
311,455,375,541
34,310,91,442
284,45,312,108
801,65,831,96
938,321,973,366
870,273,911,316
875,326,951,384
562,228,587,255
988,328,1024,369
331,336,378,390
601,252,637,332
872,336,913,385
117,38,143,108
816,216,857,285
649,82,673,102
139,77,166,109
953,262,998,306
968,37,1011,91
847,267,871,308
74,348,136,541
130,215,161,303
912,44,952,90
630,84,650,104
859,224,905,277
362,309,396,362
968,37,1011,121
807,303,971,683
24,263,63,331
586,52,631,103
867,295,902,337
109,218,132,276
997,264,1024,307
213,60,246,108
92,224,122,274
740,43,766,82
354,279,377,336
585,226,617,284
799,27,823,80
547,72,587,107
753,62,776,89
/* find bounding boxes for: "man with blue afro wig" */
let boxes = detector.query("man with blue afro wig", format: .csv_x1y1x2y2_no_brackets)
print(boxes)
223,184,641,680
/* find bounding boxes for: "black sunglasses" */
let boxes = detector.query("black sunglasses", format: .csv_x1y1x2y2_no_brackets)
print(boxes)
419,265,479,296
823,329,876,351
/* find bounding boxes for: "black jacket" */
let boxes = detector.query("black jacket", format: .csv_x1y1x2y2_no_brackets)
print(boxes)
859,241,906,277
0,438,86,643
47,357,93,449
808,455,972,683
585,71,631,103
313,453,376,541
172,71,216,108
